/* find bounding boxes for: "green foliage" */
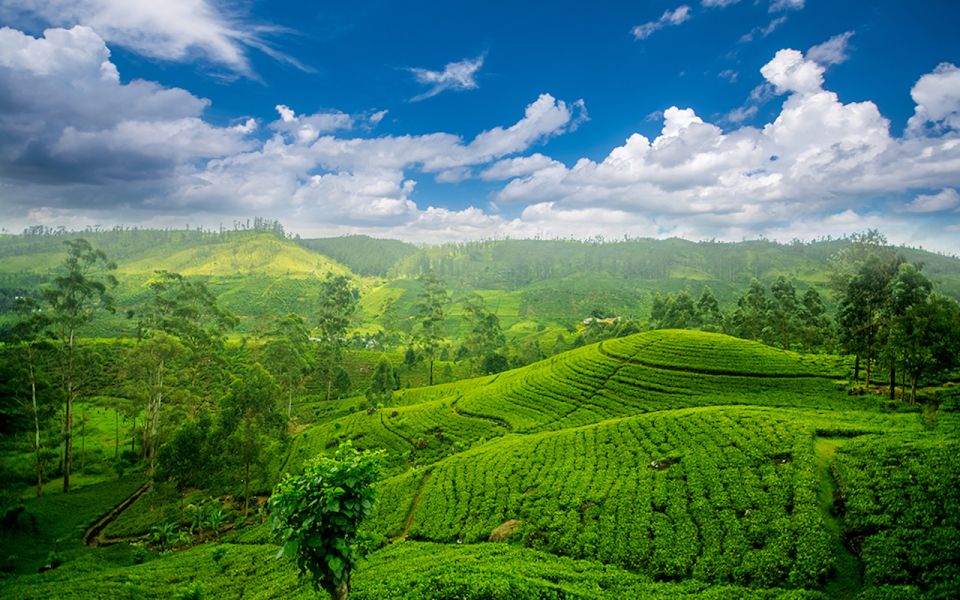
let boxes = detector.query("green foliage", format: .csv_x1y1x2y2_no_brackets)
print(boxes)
270,442,384,599
365,359,396,408
414,271,448,386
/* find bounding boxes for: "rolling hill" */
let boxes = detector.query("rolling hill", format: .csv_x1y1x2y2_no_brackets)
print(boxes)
5,329,956,598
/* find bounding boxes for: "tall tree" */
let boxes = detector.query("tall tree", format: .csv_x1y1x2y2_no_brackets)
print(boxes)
365,358,396,408
461,294,506,374
697,286,722,328
263,313,314,418
837,253,902,386
8,298,56,496
219,364,285,516
126,332,186,473
414,270,448,386
663,291,699,329
799,289,831,353
316,273,358,400
769,276,801,350
728,279,769,342
42,239,116,493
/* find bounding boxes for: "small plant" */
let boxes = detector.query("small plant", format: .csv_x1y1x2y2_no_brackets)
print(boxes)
270,441,383,600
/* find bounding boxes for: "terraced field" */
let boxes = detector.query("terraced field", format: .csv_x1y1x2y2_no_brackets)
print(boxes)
5,329,957,599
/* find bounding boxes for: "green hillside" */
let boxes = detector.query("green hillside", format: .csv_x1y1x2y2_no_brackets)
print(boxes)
4,330,957,599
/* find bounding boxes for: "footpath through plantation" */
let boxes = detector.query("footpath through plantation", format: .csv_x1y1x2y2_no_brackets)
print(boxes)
2,330,959,599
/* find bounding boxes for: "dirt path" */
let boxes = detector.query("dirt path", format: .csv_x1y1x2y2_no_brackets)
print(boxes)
393,471,431,542
83,482,151,547
814,438,863,599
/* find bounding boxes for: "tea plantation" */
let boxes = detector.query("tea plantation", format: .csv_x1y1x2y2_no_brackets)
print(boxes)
3,330,958,598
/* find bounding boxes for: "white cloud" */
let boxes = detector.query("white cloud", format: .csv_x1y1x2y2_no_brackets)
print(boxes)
702,0,740,7
807,31,855,67
0,26,252,185
740,16,787,43
3,28,960,253
902,188,960,213
480,154,561,181
719,69,738,83
486,50,960,251
907,63,960,134
270,105,354,144
760,49,824,94
769,0,804,12
409,54,484,101
368,110,388,126
632,6,691,40
0,0,296,76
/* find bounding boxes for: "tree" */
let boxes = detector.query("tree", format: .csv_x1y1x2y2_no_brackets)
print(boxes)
365,358,396,408
892,292,959,403
460,294,506,374
137,270,237,415
8,297,56,496
317,273,358,400
728,279,769,342
126,333,186,473
219,364,285,515
414,270,448,386
263,313,314,418
270,442,383,600
697,286,722,327
769,276,801,350
837,254,902,386
799,289,831,352
663,291,698,329
42,239,117,493
650,292,667,326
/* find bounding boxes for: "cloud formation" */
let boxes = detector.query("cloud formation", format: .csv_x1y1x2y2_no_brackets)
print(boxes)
807,32,855,67
0,0,295,76
2,26,959,252
632,6,691,40
409,55,485,101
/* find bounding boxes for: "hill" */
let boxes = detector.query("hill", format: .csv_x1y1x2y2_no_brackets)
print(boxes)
4,330,956,598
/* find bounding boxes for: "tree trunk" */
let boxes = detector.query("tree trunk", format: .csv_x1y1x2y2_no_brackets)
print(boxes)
853,354,860,382
865,355,871,388
63,329,75,494
332,579,349,600
31,368,43,497
243,460,250,517
901,368,907,401
428,359,434,387
889,364,896,400
911,372,918,404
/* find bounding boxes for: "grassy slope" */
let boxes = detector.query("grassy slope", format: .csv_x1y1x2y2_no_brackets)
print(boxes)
3,331,958,598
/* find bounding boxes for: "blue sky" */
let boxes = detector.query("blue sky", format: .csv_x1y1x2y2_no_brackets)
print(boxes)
1,1,959,252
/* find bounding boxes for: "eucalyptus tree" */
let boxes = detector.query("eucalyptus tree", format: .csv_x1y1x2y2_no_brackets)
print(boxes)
316,273,358,400
461,294,506,375
8,297,56,496
263,313,314,418
42,239,117,493
414,270,448,385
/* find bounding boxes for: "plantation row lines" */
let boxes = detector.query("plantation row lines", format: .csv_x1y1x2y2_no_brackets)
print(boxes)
369,408,843,588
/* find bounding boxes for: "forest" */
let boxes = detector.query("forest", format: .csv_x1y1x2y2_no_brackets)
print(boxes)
0,226,959,599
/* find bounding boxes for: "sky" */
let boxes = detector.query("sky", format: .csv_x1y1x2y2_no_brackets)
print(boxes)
1,1,959,253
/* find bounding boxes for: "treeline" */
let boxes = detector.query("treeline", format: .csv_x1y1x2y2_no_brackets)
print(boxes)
648,232,960,399
0,239,507,507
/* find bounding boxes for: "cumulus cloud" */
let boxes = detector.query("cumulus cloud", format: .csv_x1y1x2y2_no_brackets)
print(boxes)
269,105,354,144
702,0,740,7
632,6,691,40
901,188,960,213
807,31,855,67
409,54,484,101
3,26,960,252
907,63,960,134
0,0,297,76
0,26,253,186
486,49,960,250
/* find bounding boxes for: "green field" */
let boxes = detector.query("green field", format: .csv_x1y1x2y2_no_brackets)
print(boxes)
4,329,957,598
